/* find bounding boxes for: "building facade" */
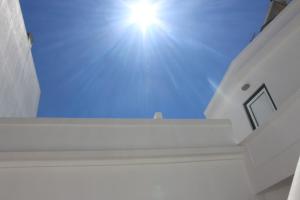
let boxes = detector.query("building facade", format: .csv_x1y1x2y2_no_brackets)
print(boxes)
0,0,40,117
206,0,300,199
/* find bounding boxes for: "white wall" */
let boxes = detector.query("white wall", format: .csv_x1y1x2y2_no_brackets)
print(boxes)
288,157,300,200
0,118,253,200
258,177,292,200
0,118,235,151
205,0,300,143
0,0,40,117
0,118,255,200
243,87,300,194
205,0,300,197
0,157,254,200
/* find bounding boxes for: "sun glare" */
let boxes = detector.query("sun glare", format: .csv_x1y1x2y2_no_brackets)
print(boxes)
128,1,160,33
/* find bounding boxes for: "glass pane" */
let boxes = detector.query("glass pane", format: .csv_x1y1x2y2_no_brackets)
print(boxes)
250,91,276,126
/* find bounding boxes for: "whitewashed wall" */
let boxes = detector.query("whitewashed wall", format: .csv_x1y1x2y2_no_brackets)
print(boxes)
205,0,300,143
243,90,300,193
0,0,40,117
288,157,300,200
205,0,300,198
0,118,255,200
0,156,254,200
259,178,292,200
0,118,235,151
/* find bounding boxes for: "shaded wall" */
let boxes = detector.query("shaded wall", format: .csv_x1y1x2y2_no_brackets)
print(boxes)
0,156,253,200
0,0,40,117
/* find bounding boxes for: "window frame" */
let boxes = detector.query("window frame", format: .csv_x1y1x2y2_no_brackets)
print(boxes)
243,84,277,130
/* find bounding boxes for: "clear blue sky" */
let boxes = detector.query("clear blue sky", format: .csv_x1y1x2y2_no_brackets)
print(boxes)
20,0,269,119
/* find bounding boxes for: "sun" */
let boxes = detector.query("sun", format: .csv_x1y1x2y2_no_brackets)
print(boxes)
128,1,160,33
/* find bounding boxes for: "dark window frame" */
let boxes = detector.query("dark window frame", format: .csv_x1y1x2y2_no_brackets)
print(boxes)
243,84,277,130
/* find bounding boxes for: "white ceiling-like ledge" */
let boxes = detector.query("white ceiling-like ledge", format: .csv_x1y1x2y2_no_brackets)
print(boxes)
0,118,241,167
0,147,243,168
0,118,235,152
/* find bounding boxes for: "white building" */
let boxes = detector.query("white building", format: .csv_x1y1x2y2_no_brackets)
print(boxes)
0,0,40,117
0,0,299,200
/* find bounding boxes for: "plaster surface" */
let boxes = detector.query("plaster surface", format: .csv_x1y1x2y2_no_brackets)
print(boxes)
0,0,40,117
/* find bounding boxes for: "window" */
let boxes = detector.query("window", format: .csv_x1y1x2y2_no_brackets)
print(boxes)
244,84,277,130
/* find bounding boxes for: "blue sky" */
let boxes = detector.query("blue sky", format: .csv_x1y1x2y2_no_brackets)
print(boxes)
21,0,269,119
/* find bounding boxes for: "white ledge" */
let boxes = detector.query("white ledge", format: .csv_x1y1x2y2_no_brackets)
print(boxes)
0,147,243,168
0,118,235,152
